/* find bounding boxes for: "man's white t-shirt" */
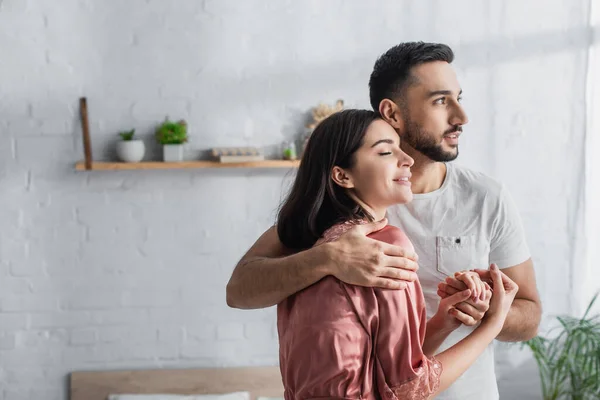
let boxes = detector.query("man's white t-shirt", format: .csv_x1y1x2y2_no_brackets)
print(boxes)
387,162,531,400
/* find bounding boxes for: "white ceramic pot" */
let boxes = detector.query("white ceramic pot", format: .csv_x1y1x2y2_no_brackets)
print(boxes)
116,140,145,163
163,144,184,162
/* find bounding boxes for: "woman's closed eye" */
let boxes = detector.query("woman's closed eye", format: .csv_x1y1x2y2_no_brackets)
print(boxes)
378,152,392,156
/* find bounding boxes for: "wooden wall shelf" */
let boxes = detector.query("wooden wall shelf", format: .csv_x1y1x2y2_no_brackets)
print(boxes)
75,97,300,172
75,160,300,171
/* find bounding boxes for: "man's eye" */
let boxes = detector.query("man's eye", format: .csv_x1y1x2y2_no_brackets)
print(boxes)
457,96,463,103
434,97,445,105
378,152,392,156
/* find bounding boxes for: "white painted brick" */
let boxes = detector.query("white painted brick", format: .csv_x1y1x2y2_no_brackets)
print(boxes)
4,388,63,400
0,296,58,312
9,259,45,277
76,204,136,231
148,308,187,325
17,329,68,348
62,345,117,364
121,290,179,308
181,341,237,360
0,238,28,268
217,322,245,341
29,312,90,329
0,332,16,350
6,368,47,386
0,315,28,330
128,343,180,361
97,326,157,344
61,291,122,310
0,277,31,295
244,321,273,340
0,347,63,366
90,309,149,326
158,326,183,343
14,136,77,172
184,324,217,342
69,328,97,346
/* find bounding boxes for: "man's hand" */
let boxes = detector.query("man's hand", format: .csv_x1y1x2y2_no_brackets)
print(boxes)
325,218,419,290
437,271,492,326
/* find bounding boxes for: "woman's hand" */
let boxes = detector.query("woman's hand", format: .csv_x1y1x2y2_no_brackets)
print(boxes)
483,264,519,326
431,288,476,331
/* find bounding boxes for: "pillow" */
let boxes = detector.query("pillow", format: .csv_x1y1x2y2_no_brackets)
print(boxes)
108,393,250,400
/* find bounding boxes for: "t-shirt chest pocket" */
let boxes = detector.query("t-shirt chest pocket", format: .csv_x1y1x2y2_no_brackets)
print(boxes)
435,235,476,277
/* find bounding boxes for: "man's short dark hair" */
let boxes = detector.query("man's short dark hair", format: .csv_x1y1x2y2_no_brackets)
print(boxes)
369,42,454,111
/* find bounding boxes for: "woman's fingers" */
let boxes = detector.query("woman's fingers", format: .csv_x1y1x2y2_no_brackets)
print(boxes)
448,307,478,326
498,269,519,294
438,282,460,296
442,289,472,307
490,264,505,295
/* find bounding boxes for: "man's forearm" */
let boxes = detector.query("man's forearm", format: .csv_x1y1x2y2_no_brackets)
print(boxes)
496,298,541,342
226,244,332,309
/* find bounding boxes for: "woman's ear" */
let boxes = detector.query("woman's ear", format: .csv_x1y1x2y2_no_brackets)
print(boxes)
378,99,404,131
331,166,354,189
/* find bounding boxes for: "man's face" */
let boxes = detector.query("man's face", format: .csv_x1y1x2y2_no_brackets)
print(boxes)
399,61,469,162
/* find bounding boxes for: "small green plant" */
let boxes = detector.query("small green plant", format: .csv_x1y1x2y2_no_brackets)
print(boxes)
524,292,600,400
118,129,135,141
155,119,188,145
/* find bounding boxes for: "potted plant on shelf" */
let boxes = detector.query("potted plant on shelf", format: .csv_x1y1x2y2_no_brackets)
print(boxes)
116,129,145,163
155,118,188,162
524,293,600,399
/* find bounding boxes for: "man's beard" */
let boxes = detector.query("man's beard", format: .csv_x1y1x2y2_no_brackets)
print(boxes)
403,117,460,162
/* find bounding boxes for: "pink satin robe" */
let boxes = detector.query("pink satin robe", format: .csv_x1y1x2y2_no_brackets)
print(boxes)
277,223,442,400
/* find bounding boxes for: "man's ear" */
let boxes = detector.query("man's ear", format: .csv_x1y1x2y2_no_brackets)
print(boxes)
378,99,404,130
331,166,354,188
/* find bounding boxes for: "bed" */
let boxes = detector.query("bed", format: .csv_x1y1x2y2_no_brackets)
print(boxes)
70,366,284,400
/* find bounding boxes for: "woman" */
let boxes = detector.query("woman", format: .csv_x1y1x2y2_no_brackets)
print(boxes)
276,109,518,399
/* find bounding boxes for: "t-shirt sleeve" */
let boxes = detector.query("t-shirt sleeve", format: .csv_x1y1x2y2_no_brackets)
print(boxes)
489,184,531,269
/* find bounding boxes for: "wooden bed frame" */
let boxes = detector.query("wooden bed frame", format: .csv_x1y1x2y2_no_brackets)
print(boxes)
70,366,284,400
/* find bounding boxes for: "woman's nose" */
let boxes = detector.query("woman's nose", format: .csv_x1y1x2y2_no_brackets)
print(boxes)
398,152,414,168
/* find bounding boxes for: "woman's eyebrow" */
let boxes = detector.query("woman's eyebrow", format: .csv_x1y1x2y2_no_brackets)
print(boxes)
370,139,395,148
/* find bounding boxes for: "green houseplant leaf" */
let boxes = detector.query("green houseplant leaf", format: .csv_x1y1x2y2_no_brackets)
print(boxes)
524,293,600,399
155,119,188,145
118,129,135,141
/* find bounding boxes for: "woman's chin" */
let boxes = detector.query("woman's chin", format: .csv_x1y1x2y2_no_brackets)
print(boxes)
393,192,413,205
381,193,413,209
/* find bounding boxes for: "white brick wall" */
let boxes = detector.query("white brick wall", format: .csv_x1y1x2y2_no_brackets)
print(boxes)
0,0,592,399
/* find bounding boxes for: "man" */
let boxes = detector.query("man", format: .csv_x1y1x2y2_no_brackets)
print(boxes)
226,42,542,399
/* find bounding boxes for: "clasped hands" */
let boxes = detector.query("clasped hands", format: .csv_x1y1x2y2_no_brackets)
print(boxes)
434,266,498,328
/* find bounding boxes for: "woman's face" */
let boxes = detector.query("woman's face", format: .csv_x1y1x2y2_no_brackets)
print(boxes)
332,119,414,216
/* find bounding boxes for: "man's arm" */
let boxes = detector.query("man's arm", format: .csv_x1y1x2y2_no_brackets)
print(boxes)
226,219,420,310
489,258,541,342
226,226,331,309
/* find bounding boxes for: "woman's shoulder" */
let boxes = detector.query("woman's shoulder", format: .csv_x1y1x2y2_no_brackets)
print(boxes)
369,225,414,251
316,221,414,252
315,220,364,245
